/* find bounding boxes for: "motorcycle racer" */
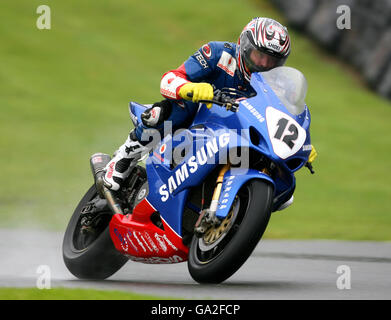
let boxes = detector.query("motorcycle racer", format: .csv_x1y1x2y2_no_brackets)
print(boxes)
98,17,293,192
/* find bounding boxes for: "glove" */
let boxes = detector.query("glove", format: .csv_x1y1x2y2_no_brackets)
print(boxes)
178,82,214,109
308,145,318,163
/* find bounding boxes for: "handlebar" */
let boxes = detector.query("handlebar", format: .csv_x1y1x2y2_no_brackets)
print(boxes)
305,162,315,174
186,89,240,112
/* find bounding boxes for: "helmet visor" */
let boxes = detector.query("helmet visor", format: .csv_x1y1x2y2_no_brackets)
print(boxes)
241,35,286,73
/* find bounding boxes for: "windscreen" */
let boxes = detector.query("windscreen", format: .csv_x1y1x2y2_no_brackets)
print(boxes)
261,66,308,115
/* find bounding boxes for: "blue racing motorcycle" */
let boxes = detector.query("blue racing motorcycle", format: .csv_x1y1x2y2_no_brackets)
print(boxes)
63,66,315,284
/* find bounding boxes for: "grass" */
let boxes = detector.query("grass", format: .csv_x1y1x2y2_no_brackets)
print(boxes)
0,287,171,300
1,0,390,240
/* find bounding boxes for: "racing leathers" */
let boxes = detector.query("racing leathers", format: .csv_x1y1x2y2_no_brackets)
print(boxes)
136,41,254,141
102,41,254,191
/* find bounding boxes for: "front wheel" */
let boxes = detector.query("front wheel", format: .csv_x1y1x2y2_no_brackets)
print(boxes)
62,185,128,280
187,179,273,284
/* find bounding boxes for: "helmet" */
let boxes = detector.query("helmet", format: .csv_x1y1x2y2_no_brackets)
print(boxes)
237,17,291,82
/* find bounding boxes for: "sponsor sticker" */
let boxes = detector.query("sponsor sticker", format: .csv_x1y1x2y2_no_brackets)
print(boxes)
154,233,179,252
302,144,312,152
201,44,212,59
194,51,208,69
159,133,230,202
154,233,168,252
217,51,236,77
143,232,159,253
128,255,184,264
242,100,265,123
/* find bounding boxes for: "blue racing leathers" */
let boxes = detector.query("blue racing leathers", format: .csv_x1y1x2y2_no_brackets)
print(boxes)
135,41,253,141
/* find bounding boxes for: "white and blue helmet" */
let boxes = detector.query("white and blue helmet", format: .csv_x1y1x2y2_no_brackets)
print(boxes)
237,17,291,82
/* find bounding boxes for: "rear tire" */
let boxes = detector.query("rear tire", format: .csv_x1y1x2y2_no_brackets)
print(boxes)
62,185,128,280
188,179,273,284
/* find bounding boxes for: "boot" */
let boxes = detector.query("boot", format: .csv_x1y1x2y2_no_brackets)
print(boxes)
103,131,148,191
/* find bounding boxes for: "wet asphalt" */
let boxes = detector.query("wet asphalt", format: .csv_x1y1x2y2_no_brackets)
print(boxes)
1,229,390,300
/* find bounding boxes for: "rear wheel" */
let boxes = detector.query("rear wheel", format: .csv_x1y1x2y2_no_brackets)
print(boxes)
62,185,128,280
188,179,273,284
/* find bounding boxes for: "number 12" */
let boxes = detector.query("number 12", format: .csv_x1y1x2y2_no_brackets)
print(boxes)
274,118,299,149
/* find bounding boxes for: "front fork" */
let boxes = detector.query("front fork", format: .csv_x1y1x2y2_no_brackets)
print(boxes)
194,163,230,237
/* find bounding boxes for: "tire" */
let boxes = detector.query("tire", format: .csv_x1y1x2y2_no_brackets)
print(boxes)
188,179,273,284
62,185,128,280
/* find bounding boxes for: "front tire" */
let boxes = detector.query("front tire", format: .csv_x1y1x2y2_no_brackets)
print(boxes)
188,179,273,284
62,185,128,280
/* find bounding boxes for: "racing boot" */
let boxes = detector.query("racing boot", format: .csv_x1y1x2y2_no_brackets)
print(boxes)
102,130,148,191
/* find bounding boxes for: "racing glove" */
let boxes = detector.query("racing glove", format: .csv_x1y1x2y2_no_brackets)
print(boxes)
178,82,214,109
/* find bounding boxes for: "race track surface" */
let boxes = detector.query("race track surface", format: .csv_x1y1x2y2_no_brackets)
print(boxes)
1,229,390,300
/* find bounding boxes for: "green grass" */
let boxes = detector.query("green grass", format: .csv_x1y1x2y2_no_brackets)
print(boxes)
1,0,390,240
0,287,170,300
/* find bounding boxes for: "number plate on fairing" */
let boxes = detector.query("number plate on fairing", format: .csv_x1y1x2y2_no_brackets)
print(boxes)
266,107,307,159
